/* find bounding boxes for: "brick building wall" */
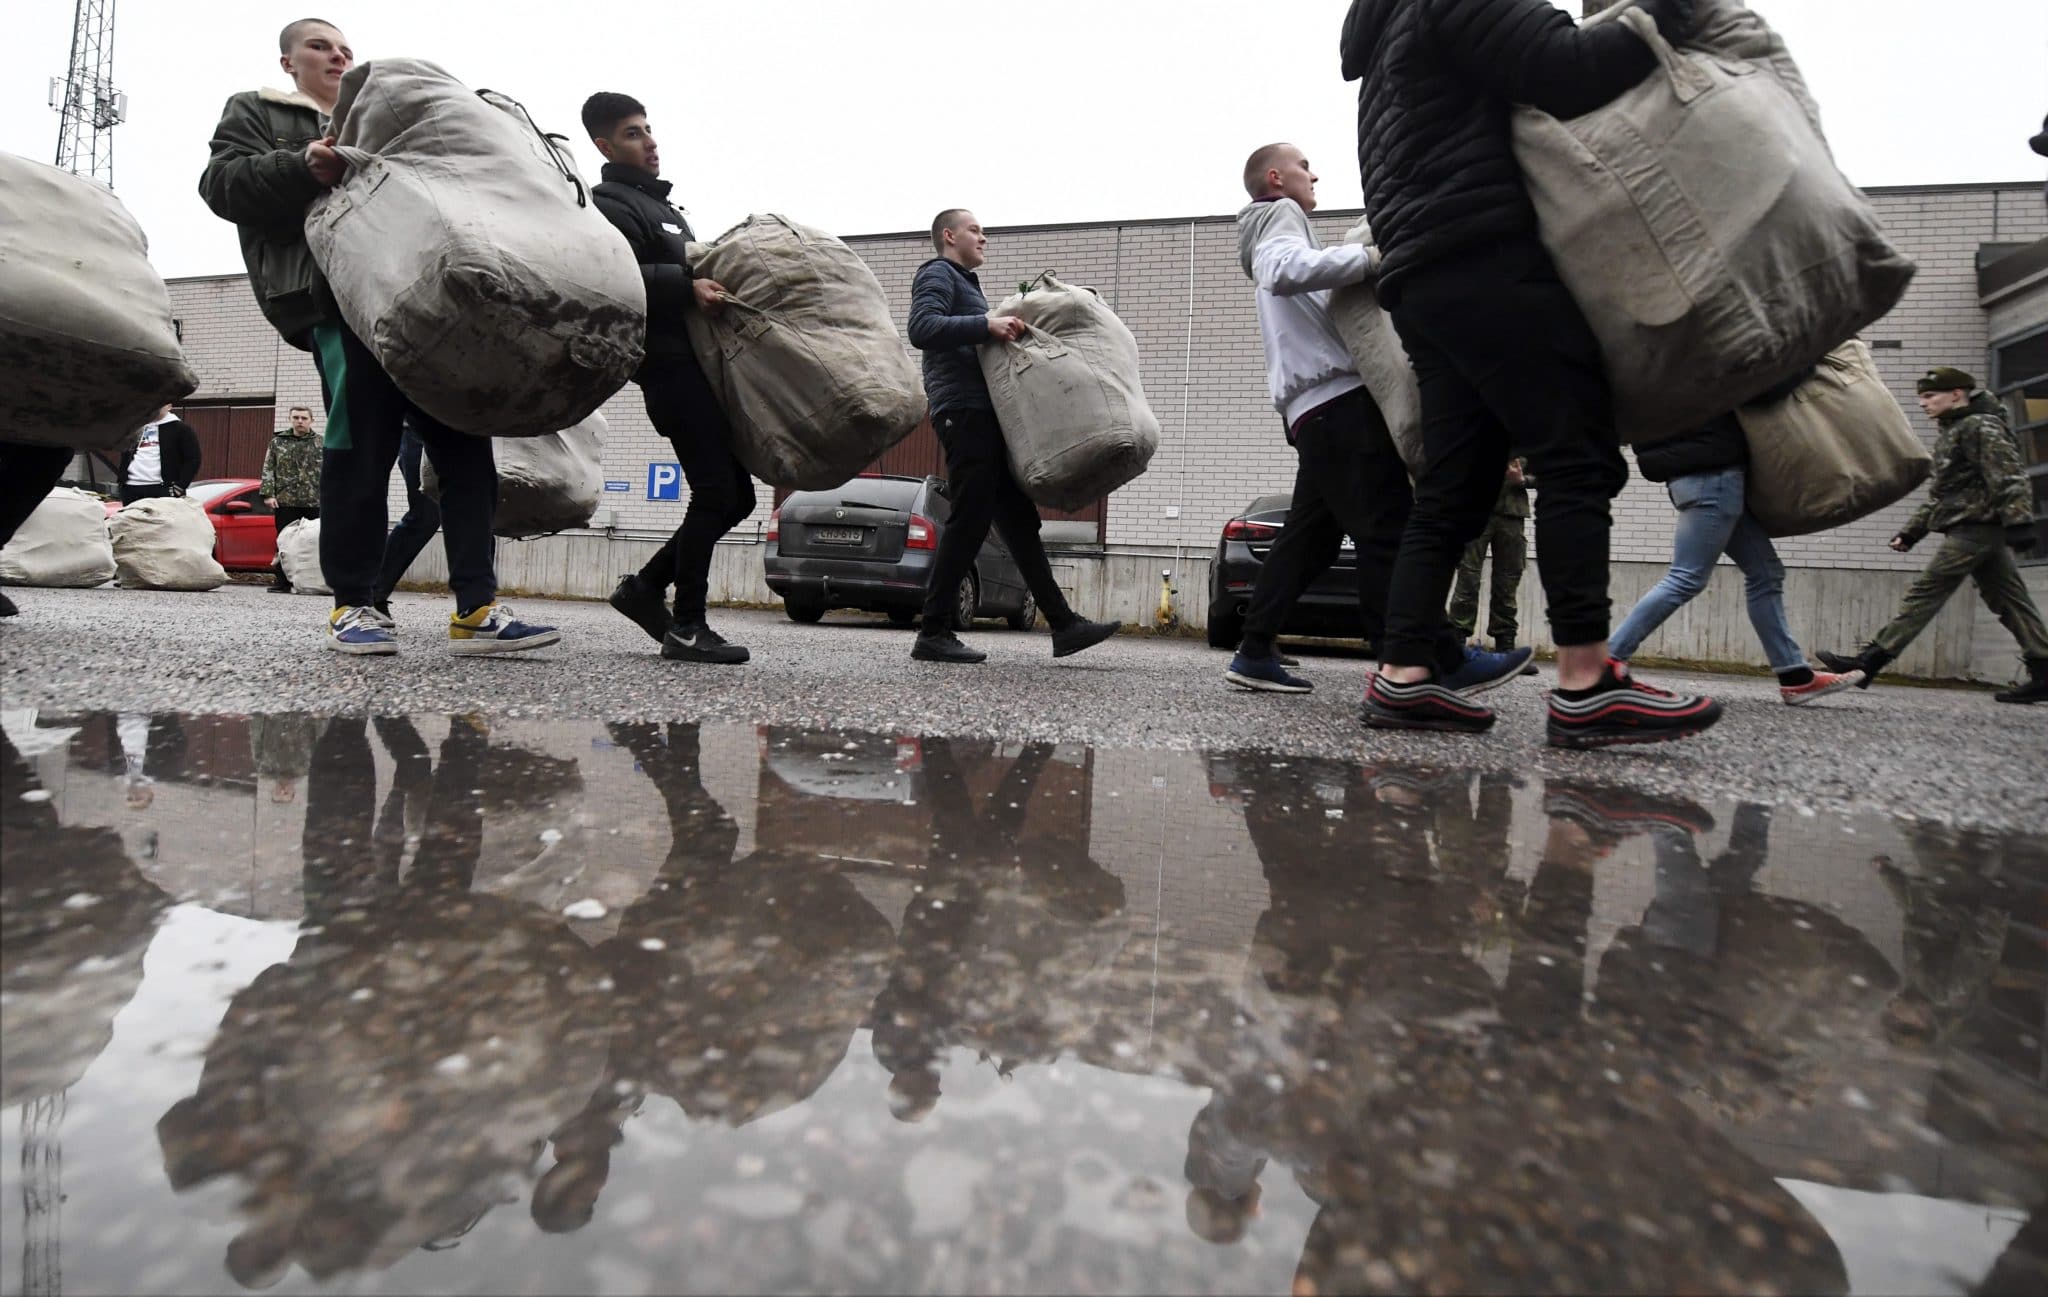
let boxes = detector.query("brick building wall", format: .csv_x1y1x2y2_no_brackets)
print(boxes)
165,182,2045,573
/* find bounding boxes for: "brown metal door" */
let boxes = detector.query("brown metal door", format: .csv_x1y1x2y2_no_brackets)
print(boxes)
176,402,275,482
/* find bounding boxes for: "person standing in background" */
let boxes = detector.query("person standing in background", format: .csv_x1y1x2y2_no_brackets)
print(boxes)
261,405,323,593
119,405,201,505
1446,458,1536,671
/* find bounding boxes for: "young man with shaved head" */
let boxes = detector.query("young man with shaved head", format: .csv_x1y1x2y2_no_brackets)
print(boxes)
1230,143,1529,696
904,209,1118,664
199,18,558,657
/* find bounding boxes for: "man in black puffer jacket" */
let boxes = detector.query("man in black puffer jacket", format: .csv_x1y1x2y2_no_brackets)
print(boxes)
1342,0,1722,751
585,92,754,666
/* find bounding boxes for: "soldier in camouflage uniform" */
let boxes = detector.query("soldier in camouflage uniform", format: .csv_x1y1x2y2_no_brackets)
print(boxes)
260,405,323,592
1447,459,1532,663
1819,367,2048,704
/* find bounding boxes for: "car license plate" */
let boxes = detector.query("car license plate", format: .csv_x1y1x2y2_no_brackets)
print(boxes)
814,526,864,545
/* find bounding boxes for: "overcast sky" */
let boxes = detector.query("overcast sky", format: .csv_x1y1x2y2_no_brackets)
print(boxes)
2,0,2044,280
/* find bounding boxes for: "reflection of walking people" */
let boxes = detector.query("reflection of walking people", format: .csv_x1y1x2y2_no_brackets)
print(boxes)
904,210,1119,665
260,405,322,593
1447,459,1534,663
1819,368,2048,703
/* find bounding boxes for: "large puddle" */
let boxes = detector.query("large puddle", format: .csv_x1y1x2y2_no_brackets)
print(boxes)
3,711,2044,1295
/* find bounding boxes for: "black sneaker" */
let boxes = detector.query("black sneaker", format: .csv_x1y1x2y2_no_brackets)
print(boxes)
0,590,15,617
1360,673,1497,734
663,622,750,664
1546,661,1721,750
266,581,293,594
1995,658,2048,705
912,630,987,664
1815,647,1889,689
610,574,672,645
1544,780,1716,842
1052,618,1119,659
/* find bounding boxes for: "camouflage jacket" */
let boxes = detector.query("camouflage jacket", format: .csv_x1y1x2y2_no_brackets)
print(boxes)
260,427,322,506
1901,391,2032,541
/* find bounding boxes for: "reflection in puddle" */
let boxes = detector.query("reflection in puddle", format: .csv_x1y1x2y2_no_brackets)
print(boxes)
2,711,2044,1295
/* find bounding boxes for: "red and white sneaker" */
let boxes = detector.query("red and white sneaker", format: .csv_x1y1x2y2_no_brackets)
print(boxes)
1781,668,1864,706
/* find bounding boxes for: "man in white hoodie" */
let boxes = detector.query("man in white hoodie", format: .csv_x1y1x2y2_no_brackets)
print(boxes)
1228,144,1531,695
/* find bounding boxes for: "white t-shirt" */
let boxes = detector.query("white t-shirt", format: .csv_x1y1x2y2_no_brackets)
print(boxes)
129,420,167,485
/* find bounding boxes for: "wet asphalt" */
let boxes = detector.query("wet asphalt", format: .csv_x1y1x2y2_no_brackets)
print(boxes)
2,582,2044,829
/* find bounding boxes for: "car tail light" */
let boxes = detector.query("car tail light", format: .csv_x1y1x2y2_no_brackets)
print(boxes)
906,514,937,550
895,737,924,772
766,509,780,544
1222,520,1280,542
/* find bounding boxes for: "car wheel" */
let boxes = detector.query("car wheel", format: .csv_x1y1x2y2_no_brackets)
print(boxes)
1006,592,1038,631
952,574,979,631
785,598,826,624
887,609,918,628
1207,611,1245,651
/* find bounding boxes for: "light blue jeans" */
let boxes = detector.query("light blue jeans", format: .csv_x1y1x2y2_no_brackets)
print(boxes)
1609,467,1805,672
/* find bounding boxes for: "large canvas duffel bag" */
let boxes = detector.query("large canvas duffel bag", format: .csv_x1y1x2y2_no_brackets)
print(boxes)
1737,341,1931,537
423,413,606,538
1510,0,1914,444
275,518,330,594
0,153,197,451
308,61,644,438
108,496,227,591
0,488,116,588
978,272,1161,512
685,214,926,489
1328,216,1427,476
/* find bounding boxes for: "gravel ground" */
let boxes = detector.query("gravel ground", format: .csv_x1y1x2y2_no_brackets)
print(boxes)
4,583,2043,828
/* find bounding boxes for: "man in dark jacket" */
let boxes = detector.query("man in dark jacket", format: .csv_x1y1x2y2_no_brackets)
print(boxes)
584,91,752,665
1340,0,1719,748
118,405,201,503
904,210,1118,664
198,17,556,658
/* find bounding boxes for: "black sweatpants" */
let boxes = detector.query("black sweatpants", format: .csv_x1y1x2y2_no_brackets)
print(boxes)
0,443,75,552
919,409,1077,633
1239,387,1424,659
373,426,442,603
634,356,754,627
269,506,320,585
309,320,497,613
1382,238,1628,672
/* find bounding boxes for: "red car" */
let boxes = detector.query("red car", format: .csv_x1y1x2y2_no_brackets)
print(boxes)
106,479,282,570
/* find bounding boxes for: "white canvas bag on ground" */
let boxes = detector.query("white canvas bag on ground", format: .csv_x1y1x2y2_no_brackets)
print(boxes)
275,518,330,594
1737,341,1932,537
684,214,926,489
108,496,227,591
978,272,1161,512
307,60,645,438
1328,216,1427,476
0,489,115,588
0,152,197,451
1510,0,1914,444
423,413,606,538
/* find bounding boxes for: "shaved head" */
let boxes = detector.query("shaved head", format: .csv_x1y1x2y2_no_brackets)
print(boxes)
930,208,972,254
279,18,340,54
1242,143,1298,199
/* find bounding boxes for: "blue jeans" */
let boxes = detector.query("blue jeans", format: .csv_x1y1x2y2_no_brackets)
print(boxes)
1609,467,1805,672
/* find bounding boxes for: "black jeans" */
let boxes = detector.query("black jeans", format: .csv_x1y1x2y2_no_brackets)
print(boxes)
374,425,442,602
920,409,1077,633
269,506,320,585
120,482,176,505
1382,239,1628,671
310,321,497,612
0,442,75,553
634,357,754,626
1239,388,1423,659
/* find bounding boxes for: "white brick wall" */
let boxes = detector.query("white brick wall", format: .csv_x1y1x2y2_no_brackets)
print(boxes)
166,182,2047,571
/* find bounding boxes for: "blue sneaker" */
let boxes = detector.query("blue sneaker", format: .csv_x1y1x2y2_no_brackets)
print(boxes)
326,605,398,656
1226,651,1313,693
449,602,561,656
1440,644,1535,695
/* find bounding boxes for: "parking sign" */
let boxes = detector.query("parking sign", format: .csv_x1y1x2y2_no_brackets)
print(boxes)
646,462,682,500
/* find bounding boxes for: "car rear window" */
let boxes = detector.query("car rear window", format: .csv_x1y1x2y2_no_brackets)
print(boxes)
1247,494,1291,516
792,478,923,512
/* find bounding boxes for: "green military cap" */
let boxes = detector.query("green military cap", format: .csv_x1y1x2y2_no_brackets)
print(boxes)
1917,366,1976,393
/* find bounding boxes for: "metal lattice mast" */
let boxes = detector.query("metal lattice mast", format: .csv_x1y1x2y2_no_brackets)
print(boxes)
49,0,125,188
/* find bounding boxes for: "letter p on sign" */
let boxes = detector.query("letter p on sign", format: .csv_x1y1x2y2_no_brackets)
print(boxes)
647,462,682,500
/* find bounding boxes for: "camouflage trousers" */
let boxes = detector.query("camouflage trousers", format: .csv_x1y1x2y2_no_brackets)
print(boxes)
1448,513,1527,644
1872,524,2048,660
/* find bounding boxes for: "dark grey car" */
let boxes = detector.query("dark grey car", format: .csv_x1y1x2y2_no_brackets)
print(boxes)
763,474,1040,629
